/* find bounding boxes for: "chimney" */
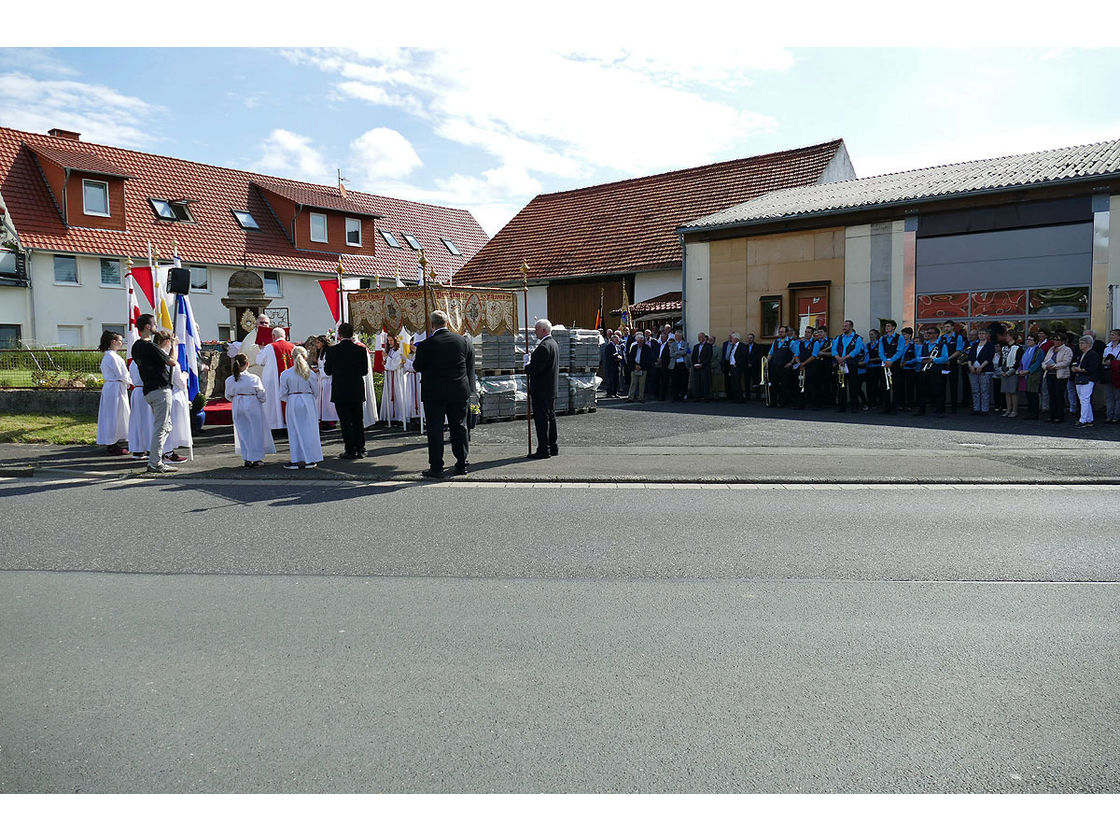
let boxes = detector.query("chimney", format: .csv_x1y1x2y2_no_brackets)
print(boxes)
48,128,81,141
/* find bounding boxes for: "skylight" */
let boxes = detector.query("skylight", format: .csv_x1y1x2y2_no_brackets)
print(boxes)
380,230,402,248
402,233,421,250
441,237,461,256
232,210,260,230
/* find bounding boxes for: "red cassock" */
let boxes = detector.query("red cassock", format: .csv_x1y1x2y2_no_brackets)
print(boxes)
270,339,295,422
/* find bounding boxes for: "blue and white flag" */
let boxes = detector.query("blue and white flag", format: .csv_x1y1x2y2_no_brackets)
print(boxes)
175,293,202,400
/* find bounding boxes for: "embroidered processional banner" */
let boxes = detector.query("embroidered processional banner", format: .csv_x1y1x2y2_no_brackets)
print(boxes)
347,287,519,336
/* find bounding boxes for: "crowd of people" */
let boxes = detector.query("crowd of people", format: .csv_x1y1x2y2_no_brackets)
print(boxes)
598,321,1120,428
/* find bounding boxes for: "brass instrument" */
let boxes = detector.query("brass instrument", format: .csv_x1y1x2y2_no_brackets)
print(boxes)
836,363,846,394
798,363,806,393
883,362,893,391
760,355,771,406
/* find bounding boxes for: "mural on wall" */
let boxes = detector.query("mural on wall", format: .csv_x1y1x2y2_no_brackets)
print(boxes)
970,291,1027,317
916,293,969,320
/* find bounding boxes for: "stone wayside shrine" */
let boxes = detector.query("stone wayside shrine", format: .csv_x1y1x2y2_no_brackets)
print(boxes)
222,269,273,341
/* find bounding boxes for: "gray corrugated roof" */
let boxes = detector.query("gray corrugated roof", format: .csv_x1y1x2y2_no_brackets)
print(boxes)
683,137,1120,231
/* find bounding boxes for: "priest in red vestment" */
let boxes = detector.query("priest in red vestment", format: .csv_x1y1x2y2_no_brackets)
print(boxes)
243,314,275,377
259,327,296,429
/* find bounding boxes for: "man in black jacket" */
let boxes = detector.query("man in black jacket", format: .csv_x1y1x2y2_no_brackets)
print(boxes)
324,321,369,459
131,314,179,473
412,310,475,477
691,332,713,402
525,318,559,459
720,332,747,402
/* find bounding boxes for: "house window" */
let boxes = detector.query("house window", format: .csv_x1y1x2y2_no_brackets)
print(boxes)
53,255,78,285
401,233,421,250
263,271,282,297
0,324,21,349
217,325,233,342
101,323,126,337
440,237,461,256
150,198,177,220
100,258,122,287
310,212,328,243
379,229,402,248
148,198,193,222
760,295,782,338
346,218,362,247
232,210,260,230
1,249,20,277
189,264,209,292
57,325,82,347
82,180,110,216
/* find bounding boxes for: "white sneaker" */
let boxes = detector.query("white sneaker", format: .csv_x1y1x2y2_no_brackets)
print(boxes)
282,462,301,470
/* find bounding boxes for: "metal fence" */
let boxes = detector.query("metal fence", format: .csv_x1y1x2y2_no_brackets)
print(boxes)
0,348,121,389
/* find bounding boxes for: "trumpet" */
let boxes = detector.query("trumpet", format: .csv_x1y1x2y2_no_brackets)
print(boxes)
883,362,893,391
836,363,846,394
760,355,771,406
798,363,806,393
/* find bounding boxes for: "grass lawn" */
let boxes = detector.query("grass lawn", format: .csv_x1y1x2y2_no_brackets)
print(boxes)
0,413,98,445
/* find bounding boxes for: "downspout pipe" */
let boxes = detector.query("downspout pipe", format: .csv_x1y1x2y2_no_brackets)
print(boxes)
678,231,687,338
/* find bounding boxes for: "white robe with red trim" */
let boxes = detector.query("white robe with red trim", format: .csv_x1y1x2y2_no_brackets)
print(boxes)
258,339,295,430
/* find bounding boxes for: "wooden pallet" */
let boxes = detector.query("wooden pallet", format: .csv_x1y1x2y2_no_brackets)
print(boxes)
566,366,598,373
479,369,517,376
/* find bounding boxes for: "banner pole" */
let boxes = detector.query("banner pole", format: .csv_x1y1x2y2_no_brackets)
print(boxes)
521,260,532,457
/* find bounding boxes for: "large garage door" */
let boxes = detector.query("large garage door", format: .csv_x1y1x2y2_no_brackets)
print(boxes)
547,278,629,330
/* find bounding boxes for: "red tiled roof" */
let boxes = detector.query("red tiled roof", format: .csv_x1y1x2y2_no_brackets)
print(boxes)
251,176,382,217
612,291,682,316
454,139,846,287
24,141,136,179
0,126,488,281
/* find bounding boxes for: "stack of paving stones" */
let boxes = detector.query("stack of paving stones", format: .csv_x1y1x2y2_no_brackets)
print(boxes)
474,327,595,421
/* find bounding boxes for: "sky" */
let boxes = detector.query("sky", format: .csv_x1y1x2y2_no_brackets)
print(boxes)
1,13,1119,239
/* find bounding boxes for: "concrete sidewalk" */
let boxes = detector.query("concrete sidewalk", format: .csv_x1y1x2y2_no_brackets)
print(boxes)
2,397,1118,484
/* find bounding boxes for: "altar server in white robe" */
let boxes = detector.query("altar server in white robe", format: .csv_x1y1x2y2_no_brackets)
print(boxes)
402,330,425,421
379,333,406,427
279,346,322,469
126,359,153,458
359,339,379,428
162,363,193,461
306,335,337,424
96,331,130,454
225,353,274,467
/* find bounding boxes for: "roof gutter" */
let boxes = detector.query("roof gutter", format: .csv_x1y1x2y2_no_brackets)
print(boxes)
677,172,1120,238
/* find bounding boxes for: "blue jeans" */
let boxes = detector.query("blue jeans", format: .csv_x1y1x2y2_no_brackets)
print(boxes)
969,371,993,412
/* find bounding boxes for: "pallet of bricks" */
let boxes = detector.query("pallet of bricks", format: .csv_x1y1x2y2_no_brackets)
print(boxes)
473,327,598,422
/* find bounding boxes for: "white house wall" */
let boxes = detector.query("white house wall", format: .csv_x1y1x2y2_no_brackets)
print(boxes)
683,241,710,339
634,270,681,304
19,251,346,347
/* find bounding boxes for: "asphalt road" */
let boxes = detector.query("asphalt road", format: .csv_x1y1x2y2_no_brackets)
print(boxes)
1,477,1117,793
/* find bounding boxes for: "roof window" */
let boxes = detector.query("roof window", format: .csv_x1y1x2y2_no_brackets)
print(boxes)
149,197,194,223
441,237,461,256
379,230,402,249
232,210,260,230
401,233,421,250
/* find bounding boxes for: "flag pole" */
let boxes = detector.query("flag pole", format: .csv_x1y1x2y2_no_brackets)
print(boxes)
521,260,532,457
418,250,430,438
336,256,344,327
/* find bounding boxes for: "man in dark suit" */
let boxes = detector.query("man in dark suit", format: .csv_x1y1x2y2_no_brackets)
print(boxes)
626,332,655,402
525,318,560,459
412,309,475,477
720,332,748,402
324,321,369,460
691,332,713,402
742,333,765,400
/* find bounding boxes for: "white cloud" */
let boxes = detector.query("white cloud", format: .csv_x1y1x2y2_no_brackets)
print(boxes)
0,72,159,147
249,128,332,184
293,47,785,180
348,128,422,182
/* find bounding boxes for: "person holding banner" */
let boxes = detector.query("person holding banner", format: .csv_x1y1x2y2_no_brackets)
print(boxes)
380,333,407,427
96,331,130,455
131,315,179,473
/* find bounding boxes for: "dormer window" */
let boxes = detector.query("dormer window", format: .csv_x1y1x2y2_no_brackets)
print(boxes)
82,180,110,217
379,230,402,249
310,212,328,243
401,233,421,250
346,218,362,247
441,237,461,256
232,210,260,230
149,197,193,222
